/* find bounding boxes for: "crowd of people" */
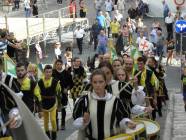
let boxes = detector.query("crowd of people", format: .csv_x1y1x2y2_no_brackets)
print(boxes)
1,0,186,140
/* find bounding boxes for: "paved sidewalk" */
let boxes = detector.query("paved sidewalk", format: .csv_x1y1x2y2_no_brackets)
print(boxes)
163,89,186,140
172,94,186,140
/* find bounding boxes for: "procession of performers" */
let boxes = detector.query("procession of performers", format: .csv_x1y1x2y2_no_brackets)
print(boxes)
73,54,168,139
0,50,169,140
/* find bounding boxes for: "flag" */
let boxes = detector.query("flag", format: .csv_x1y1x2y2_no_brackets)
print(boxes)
37,63,43,79
130,45,141,60
3,54,16,77
130,46,141,71
108,39,117,61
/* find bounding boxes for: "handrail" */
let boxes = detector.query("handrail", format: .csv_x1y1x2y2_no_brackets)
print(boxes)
31,6,71,18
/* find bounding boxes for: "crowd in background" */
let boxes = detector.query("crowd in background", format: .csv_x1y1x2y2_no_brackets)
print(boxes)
1,0,186,140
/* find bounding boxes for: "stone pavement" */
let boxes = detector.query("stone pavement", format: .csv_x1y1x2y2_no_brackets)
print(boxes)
172,93,186,140
163,89,186,140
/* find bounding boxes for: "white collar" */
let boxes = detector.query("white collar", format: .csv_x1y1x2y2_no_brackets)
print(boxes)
108,79,116,85
91,90,112,101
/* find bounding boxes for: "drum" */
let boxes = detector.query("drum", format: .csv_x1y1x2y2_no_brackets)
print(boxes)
105,133,133,140
0,137,13,140
131,112,151,119
125,121,147,140
133,118,160,140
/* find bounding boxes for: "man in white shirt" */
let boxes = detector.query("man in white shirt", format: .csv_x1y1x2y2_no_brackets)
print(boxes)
114,10,123,22
24,0,31,17
74,26,85,54
165,12,174,40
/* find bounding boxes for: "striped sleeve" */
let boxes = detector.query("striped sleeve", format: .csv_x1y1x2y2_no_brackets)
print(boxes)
73,95,88,119
115,98,129,123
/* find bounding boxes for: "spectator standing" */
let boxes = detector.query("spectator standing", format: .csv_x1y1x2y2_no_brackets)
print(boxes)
69,0,77,18
64,47,72,67
105,12,111,38
53,42,62,59
97,30,108,55
74,26,85,54
94,0,102,15
14,0,20,10
156,30,165,56
113,10,123,23
150,27,158,54
35,41,43,63
122,24,129,46
79,0,87,18
117,0,125,15
104,0,113,19
32,0,38,17
128,5,137,20
96,11,106,29
0,31,19,56
110,18,120,40
91,20,101,50
24,0,31,17
162,0,169,20
165,12,174,41
6,32,18,59
115,31,124,56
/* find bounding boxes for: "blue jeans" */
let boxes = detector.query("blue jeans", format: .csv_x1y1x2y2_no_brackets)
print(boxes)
97,45,107,55
157,45,163,56
25,8,31,17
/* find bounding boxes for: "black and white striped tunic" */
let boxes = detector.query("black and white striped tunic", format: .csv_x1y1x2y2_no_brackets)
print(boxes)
112,81,134,117
73,92,129,140
1,72,19,93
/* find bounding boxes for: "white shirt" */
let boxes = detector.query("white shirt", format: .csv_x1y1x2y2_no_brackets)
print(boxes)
105,1,113,12
55,47,62,56
165,15,174,24
74,28,85,39
24,0,31,9
136,36,146,45
114,13,123,22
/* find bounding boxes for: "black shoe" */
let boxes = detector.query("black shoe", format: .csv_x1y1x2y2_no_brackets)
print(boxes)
51,131,57,140
158,110,163,117
61,125,65,130
46,131,51,139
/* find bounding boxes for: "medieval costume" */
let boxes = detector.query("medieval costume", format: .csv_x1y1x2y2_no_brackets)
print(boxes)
52,68,73,130
148,64,168,117
14,77,41,113
70,66,86,103
134,67,159,120
73,91,131,140
0,82,49,140
37,77,61,140
112,81,146,117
